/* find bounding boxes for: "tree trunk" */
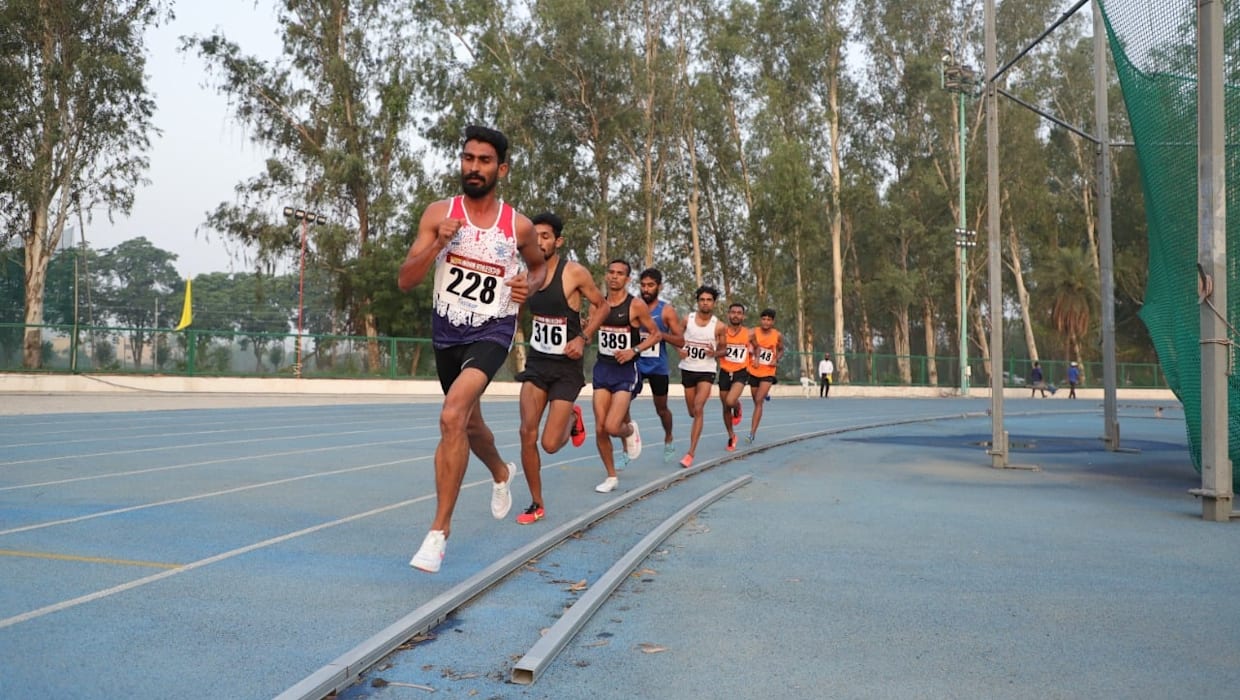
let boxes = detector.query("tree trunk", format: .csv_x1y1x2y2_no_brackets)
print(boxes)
923,300,938,386
894,306,911,384
364,308,380,373
793,237,809,376
1006,215,1039,363
826,17,848,387
22,218,49,368
972,289,992,382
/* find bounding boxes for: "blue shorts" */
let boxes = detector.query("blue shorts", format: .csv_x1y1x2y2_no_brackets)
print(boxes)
592,361,640,394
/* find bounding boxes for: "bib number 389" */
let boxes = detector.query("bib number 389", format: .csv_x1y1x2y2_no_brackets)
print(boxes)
597,326,631,357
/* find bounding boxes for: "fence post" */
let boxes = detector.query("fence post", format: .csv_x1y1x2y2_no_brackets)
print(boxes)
186,331,196,376
389,337,397,379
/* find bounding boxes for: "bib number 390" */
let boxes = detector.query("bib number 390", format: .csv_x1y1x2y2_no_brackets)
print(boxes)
684,343,712,361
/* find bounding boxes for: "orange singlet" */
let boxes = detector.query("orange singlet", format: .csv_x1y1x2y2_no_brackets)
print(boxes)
719,325,751,373
749,327,781,378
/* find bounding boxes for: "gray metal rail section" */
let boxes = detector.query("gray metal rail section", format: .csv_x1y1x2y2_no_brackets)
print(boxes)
277,410,990,700
511,475,753,685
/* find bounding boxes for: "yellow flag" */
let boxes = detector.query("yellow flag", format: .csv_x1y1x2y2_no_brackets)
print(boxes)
174,279,193,330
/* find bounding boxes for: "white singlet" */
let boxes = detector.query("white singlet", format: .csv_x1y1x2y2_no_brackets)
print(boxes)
679,314,719,372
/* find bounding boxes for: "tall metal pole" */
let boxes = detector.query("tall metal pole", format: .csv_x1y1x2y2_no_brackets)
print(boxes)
1094,2,1119,450
1196,0,1232,521
958,91,970,396
985,0,1007,467
296,217,308,379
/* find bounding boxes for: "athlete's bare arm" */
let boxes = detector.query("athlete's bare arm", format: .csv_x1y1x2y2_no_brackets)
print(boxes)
509,213,547,305
660,304,685,348
713,320,728,358
398,200,455,292
564,262,608,361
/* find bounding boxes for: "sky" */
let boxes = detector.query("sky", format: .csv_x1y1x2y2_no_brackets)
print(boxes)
90,1,282,279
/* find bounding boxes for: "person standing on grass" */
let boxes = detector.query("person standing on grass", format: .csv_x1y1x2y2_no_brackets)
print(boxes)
397,125,546,574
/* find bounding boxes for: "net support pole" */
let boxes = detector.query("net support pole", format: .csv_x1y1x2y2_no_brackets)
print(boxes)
1094,2,1119,451
1196,0,1233,521
984,0,1007,467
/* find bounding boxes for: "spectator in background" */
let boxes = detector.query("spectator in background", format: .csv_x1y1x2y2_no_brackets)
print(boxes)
1067,361,1082,399
818,353,834,398
1030,361,1048,398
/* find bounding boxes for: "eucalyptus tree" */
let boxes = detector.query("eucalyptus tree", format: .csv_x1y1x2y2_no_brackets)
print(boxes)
0,0,167,368
746,0,843,377
183,0,419,372
856,0,962,381
690,0,761,297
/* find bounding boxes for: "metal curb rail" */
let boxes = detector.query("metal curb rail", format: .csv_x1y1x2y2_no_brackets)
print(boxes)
511,475,753,685
275,408,1020,700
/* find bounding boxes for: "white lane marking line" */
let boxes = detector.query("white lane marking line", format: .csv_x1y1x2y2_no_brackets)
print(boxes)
0,490,440,630
0,436,434,492
0,457,421,536
0,427,402,467
0,415,410,449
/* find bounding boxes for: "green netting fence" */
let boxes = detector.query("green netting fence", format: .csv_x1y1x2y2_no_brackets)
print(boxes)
1,322,1170,390
1101,1,1239,479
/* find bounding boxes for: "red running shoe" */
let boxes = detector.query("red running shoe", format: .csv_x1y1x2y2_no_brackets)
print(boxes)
732,405,742,426
571,405,586,447
726,434,737,451
516,503,545,525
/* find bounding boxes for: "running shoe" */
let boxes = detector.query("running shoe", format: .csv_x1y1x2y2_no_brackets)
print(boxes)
516,503,545,525
732,405,742,426
570,405,586,447
679,453,694,469
744,432,755,445
595,476,619,493
764,394,771,402
409,530,446,573
491,461,516,519
726,434,737,452
663,442,676,463
622,420,642,460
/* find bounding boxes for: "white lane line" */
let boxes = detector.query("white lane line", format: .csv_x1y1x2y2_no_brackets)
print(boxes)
0,490,437,630
0,456,422,537
0,448,609,631
0,436,435,492
0,427,413,468
0,415,411,449
0,406,416,436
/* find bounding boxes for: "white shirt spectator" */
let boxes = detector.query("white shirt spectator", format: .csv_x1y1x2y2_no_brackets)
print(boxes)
818,357,834,377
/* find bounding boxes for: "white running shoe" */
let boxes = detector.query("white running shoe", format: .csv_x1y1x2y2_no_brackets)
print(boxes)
409,530,446,573
622,420,642,461
595,476,619,493
491,461,516,519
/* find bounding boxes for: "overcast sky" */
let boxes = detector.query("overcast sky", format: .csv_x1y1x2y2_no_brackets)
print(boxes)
89,1,281,279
